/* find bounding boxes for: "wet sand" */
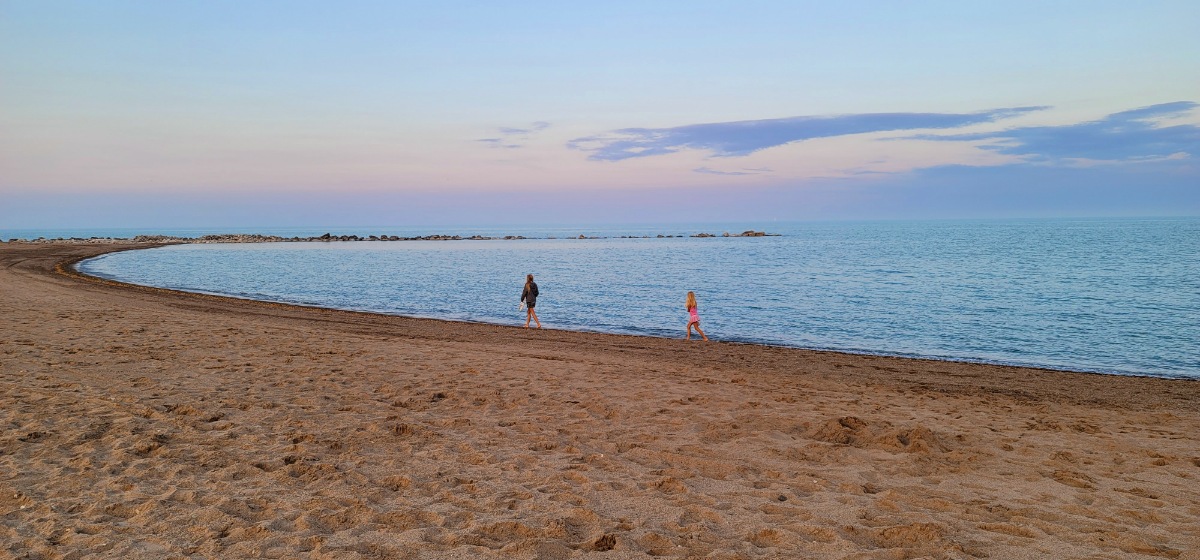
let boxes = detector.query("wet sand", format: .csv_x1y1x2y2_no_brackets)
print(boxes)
2,242,1198,559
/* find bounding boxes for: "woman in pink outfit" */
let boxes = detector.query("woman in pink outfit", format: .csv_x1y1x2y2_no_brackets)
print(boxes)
685,291,708,341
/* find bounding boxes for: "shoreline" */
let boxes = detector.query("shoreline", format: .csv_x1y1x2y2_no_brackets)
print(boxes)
3,241,1199,558
67,241,1192,382
13,239,1200,417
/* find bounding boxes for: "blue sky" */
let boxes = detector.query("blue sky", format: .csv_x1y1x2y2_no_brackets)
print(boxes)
1,1,1198,228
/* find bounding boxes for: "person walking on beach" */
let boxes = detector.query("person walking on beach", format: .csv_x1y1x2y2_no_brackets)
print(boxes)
686,291,708,341
521,274,541,329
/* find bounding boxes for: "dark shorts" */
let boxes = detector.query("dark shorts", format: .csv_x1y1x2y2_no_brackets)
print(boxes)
526,301,536,309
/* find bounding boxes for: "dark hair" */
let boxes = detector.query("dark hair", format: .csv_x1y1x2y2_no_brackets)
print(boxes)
526,274,534,286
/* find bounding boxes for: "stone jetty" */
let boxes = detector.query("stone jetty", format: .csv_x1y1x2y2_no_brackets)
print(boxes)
4,230,779,244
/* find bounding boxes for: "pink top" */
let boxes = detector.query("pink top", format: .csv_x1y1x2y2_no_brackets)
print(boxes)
688,306,700,323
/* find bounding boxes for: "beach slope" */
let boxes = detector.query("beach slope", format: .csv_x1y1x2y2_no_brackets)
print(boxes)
2,243,1198,559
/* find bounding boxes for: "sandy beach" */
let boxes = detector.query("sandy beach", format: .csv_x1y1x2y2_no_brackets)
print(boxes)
2,242,1197,559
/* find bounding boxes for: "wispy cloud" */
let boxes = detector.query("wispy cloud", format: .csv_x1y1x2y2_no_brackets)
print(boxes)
478,121,551,149
914,102,1200,163
499,121,550,136
568,108,1046,161
694,166,772,176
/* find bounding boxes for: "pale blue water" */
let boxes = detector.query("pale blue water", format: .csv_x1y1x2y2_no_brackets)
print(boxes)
73,218,1200,379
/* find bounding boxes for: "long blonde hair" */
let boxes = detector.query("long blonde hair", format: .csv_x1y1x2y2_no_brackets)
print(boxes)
686,291,697,310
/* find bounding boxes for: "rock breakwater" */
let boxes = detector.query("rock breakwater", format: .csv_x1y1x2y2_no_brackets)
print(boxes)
5,230,779,244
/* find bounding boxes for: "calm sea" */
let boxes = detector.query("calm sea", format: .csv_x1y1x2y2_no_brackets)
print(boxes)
69,218,1199,379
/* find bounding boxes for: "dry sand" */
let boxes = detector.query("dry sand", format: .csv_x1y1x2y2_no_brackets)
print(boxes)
2,242,1198,559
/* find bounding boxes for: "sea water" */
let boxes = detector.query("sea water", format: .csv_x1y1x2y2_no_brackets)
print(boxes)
74,218,1200,379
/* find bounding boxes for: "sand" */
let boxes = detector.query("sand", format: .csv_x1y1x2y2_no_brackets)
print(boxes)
2,242,1198,559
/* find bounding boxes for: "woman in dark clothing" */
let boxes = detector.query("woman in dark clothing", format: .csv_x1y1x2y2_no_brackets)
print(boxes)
521,274,541,329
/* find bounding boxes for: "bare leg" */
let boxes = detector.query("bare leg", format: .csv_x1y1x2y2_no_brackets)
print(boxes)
693,322,708,341
525,307,532,327
531,308,541,329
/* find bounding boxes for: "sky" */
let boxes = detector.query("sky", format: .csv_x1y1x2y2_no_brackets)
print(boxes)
2,1,1198,229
